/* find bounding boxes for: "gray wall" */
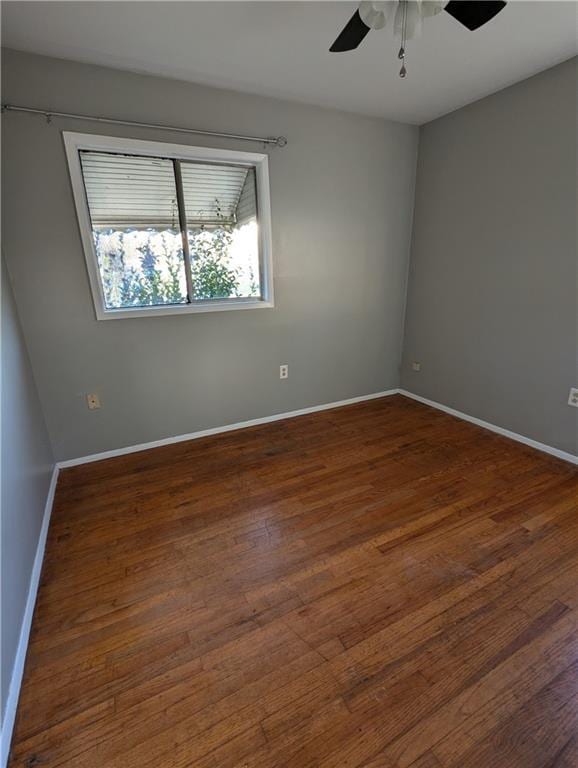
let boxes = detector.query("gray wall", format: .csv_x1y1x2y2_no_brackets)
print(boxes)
1,265,55,721
2,49,418,462
402,58,577,456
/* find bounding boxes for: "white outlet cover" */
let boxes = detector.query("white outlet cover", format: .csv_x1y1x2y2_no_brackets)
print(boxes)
568,387,578,407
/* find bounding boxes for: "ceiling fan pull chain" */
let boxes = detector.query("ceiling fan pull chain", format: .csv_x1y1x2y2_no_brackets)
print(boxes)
399,0,408,77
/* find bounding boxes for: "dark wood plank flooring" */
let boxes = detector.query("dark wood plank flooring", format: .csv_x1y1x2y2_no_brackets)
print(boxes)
9,395,578,767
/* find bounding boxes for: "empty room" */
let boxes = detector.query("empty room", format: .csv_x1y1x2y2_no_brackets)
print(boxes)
1,1,577,766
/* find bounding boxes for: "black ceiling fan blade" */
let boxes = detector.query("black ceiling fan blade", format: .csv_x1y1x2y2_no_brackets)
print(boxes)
329,9,371,52
444,1,507,31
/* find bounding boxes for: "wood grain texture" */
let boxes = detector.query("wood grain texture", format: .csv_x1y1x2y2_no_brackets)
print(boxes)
9,395,578,767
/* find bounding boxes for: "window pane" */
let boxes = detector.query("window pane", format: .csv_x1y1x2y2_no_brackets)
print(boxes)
181,163,261,300
80,152,188,309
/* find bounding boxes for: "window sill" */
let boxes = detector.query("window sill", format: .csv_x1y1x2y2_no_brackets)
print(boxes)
95,299,274,320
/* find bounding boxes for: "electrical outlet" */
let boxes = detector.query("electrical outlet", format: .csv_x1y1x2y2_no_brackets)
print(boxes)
279,364,289,380
412,362,421,372
568,387,578,408
86,393,101,410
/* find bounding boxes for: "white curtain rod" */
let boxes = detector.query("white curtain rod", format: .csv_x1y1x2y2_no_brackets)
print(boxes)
1,104,288,148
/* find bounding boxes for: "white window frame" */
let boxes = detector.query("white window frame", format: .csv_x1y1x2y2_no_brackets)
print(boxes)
63,131,274,320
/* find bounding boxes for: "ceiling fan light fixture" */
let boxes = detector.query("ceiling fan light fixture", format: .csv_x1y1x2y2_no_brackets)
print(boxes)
394,0,421,41
358,1,390,30
329,1,508,79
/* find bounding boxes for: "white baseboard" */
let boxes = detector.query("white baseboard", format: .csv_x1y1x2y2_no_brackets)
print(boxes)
57,388,578,469
0,465,60,768
399,389,578,466
57,389,400,468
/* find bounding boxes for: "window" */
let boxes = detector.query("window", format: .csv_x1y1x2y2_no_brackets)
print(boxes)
64,132,273,319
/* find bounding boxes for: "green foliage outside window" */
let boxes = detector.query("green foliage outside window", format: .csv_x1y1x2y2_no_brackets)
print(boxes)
95,226,250,309
189,227,239,300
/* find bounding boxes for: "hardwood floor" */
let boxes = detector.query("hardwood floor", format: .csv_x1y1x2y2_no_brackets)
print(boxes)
9,394,578,768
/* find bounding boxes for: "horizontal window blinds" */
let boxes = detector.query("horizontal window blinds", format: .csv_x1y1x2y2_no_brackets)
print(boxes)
236,168,258,227
180,163,248,225
80,151,253,229
80,152,179,229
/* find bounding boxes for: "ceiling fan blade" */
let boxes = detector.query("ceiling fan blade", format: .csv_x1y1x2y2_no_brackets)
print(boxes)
444,1,507,31
329,9,371,52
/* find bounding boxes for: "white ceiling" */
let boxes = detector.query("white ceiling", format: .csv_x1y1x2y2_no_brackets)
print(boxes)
2,1,576,124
